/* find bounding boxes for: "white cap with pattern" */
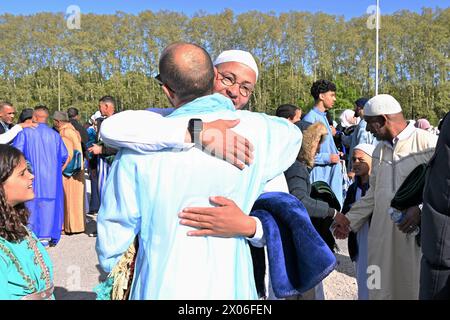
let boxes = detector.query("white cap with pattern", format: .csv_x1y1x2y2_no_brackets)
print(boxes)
213,50,259,80
364,94,402,116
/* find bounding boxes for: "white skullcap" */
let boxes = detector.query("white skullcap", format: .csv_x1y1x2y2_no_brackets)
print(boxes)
364,94,402,116
354,143,376,157
89,110,102,124
213,50,259,80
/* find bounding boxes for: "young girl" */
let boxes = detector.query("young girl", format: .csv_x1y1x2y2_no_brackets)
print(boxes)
0,144,54,299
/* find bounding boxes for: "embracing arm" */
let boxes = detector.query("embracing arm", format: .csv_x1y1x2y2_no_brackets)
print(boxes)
0,125,22,144
179,196,265,247
100,110,253,169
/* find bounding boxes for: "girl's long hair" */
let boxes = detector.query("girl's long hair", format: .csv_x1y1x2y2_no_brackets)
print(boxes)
0,145,30,242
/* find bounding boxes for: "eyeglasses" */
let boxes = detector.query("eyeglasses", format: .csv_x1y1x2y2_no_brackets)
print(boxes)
217,72,254,97
155,74,175,93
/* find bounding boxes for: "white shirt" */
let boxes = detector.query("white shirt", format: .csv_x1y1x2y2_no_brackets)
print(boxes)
0,124,23,144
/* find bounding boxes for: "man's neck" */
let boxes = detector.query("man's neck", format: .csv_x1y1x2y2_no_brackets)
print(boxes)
315,103,326,113
390,121,409,140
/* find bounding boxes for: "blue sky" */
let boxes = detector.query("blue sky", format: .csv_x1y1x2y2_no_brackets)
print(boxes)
0,0,448,18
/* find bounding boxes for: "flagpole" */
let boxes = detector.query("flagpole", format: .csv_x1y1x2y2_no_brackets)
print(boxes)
375,0,379,95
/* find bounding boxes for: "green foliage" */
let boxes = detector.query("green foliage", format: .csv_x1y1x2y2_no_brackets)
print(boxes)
0,8,448,124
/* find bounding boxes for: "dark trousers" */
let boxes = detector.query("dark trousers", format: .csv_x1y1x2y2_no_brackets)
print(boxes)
419,202,450,300
89,167,100,213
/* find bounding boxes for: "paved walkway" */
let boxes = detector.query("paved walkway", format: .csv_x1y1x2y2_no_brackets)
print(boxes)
47,214,104,300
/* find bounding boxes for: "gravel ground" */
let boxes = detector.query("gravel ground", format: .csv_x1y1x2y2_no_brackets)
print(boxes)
47,215,105,300
48,218,358,300
323,239,358,300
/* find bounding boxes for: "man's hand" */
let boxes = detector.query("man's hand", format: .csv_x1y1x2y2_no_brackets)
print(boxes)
19,122,38,129
198,119,254,170
332,223,350,239
87,144,103,155
333,212,350,229
330,154,340,164
397,206,421,234
178,196,256,238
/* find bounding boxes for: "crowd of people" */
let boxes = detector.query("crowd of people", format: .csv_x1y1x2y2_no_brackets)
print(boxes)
0,41,448,300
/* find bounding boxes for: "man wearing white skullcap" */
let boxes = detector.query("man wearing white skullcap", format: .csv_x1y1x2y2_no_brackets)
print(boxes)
335,93,438,299
363,94,402,117
213,49,258,110
214,50,259,79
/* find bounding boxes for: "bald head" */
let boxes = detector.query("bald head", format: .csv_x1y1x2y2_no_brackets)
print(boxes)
159,42,214,105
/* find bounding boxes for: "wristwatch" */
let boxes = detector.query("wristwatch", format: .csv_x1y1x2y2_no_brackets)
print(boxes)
188,118,203,146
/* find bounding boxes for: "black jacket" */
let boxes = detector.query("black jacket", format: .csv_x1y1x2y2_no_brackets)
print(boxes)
70,119,89,154
342,178,370,262
0,122,14,134
420,111,450,300
284,160,330,219
70,119,89,145
285,160,337,252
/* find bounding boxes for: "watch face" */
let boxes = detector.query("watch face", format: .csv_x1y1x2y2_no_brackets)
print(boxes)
188,119,203,144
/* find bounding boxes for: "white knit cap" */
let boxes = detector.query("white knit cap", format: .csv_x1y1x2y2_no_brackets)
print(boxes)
364,94,402,116
354,143,376,157
213,50,259,80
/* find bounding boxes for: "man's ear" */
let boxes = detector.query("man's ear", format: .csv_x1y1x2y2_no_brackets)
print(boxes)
213,66,218,79
161,84,174,100
318,92,324,102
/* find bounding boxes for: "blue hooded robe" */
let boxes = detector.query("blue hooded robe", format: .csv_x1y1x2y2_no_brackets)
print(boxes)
13,123,68,245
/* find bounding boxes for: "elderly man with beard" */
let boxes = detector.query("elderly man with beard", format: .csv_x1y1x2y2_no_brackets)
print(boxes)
334,94,438,299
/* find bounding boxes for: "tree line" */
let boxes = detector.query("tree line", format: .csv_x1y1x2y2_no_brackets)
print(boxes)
0,8,448,124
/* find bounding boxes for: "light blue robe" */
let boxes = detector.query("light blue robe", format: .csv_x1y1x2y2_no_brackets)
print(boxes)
96,93,302,300
303,107,344,207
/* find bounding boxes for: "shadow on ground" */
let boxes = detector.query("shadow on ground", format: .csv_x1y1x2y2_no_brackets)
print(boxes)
334,252,356,278
54,287,97,300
